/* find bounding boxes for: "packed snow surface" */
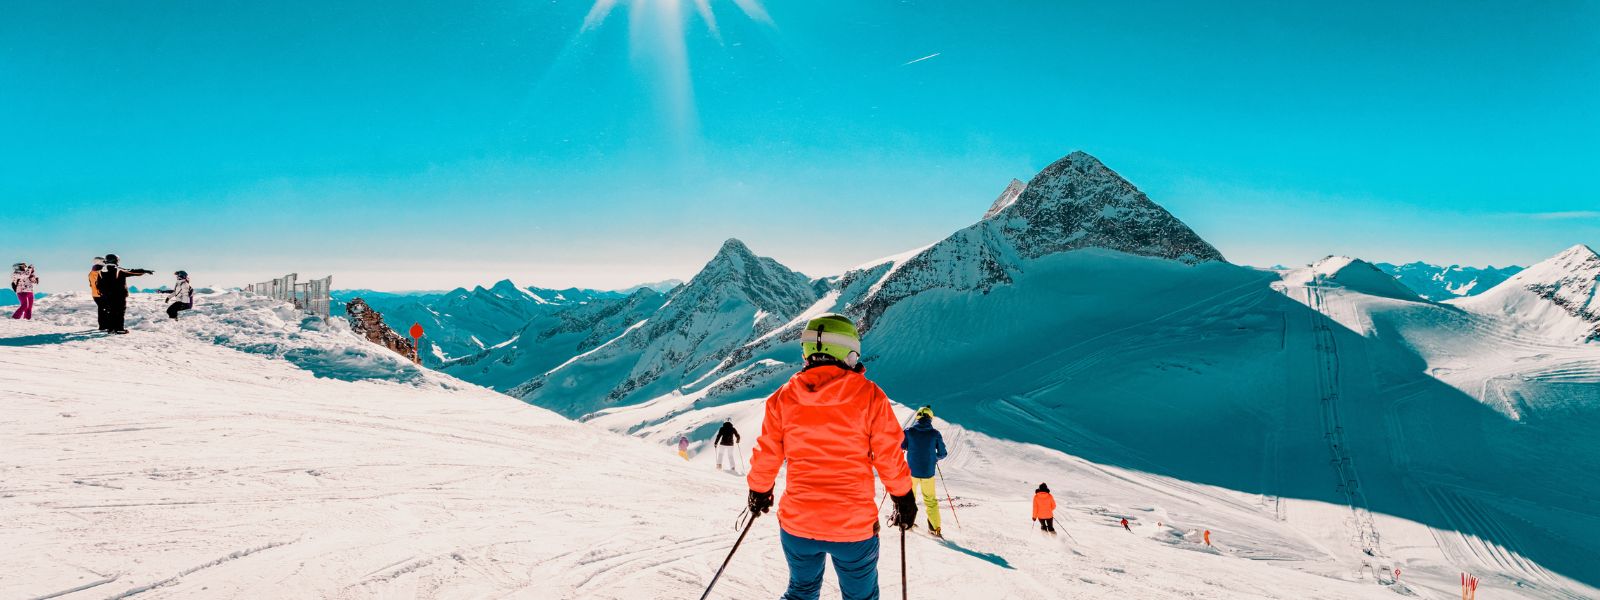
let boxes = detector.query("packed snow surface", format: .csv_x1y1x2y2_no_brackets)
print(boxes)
1,290,1508,599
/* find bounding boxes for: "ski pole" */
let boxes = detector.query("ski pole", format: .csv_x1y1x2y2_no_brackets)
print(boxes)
936,464,961,529
699,513,757,600
900,525,908,600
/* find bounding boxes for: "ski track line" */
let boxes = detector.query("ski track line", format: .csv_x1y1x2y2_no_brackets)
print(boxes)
103,540,293,598
22,575,119,600
567,534,726,594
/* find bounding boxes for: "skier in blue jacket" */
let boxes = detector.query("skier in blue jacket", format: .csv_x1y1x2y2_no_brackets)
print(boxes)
901,406,948,535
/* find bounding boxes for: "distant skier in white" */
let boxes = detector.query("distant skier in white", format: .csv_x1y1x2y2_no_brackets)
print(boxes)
714,419,741,473
164,270,194,319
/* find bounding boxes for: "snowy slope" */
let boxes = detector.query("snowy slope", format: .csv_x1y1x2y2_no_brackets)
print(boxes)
1375,262,1523,300
551,153,1600,598
2,293,1438,600
1455,244,1600,344
510,239,819,417
439,288,667,391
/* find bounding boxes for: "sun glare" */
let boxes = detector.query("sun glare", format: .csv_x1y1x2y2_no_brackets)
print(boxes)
578,0,772,139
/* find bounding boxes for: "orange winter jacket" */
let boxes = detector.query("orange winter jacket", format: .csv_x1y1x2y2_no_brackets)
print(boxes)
748,364,913,543
1033,491,1056,520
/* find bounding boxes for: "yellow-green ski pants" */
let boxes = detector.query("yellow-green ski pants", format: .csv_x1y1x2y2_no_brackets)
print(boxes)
913,477,941,530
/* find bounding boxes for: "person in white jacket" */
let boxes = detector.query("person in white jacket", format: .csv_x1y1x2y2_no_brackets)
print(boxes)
165,270,195,320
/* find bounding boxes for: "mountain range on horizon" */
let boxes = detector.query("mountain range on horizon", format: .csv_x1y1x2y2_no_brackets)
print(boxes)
322,149,1600,596
8,149,1596,598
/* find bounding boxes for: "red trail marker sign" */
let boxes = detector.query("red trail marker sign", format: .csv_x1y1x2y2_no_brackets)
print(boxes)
408,323,424,364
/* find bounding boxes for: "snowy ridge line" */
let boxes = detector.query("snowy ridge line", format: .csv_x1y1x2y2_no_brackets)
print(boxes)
105,540,293,598
540,318,648,378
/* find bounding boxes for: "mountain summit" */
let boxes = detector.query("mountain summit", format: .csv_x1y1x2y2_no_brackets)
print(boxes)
1460,244,1600,342
994,151,1225,264
847,151,1225,330
511,239,818,415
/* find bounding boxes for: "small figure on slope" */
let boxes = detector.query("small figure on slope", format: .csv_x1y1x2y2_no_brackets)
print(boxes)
714,418,741,473
902,406,948,536
677,435,690,460
11,262,38,320
1033,483,1056,534
97,253,153,334
164,271,194,320
746,313,916,600
1204,529,1212,547
1121,517,1131,532
88,257,109,331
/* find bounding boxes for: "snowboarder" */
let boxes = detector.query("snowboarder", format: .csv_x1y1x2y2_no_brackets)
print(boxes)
97,254,153,334
164,271,194,320
902,405,948,536
677,435,690,460
88,257,109,330
1204,529,1212,546
746,313,916,600
11,262,37,320
714,418,741,472
1033,483,1056,533
1121,518,1131,532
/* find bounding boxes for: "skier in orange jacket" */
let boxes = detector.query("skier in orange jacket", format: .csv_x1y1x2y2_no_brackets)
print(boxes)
746,313,916,600
1032,483,1056,533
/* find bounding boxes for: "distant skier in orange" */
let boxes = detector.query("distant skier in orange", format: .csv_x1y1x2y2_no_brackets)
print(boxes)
1031,483,1056,534
1204,529,1212,546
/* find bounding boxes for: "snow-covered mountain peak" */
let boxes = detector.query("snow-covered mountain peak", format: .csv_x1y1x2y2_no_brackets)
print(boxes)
1510,244,1600,285
997,151,1226,264
1282,256,1425,302
713,237,757,262
1458,244,1600,342
485,278,526,297
679,239,813,312
1553,243,1599,263
982,178,1028,219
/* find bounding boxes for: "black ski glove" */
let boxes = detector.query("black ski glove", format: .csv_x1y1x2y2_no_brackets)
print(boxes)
748,489,774,517
890,492,918,530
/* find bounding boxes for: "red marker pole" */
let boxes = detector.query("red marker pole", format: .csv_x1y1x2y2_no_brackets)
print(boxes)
409,323,424,364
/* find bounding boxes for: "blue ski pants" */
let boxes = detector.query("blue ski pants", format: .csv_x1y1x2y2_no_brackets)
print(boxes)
780,528,880,600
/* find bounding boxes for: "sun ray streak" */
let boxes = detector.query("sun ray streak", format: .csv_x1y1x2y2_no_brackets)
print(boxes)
582,0,621,31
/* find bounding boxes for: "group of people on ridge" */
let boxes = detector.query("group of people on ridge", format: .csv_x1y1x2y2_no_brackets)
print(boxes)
5,254,195,333
86,254,192,333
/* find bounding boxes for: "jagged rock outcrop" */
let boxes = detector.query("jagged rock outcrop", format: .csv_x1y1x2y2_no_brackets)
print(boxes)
345,298,419,363
983,179,1027,219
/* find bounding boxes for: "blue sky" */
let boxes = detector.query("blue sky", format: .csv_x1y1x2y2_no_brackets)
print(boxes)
3,0,1596,292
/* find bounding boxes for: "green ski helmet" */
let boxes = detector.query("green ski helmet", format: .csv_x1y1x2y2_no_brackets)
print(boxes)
800,313,861,367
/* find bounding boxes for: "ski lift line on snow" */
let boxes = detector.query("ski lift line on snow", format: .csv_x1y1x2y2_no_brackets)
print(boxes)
243,273,333,317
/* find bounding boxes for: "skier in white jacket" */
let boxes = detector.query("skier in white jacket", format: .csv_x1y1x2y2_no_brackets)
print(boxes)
165,271,194,320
